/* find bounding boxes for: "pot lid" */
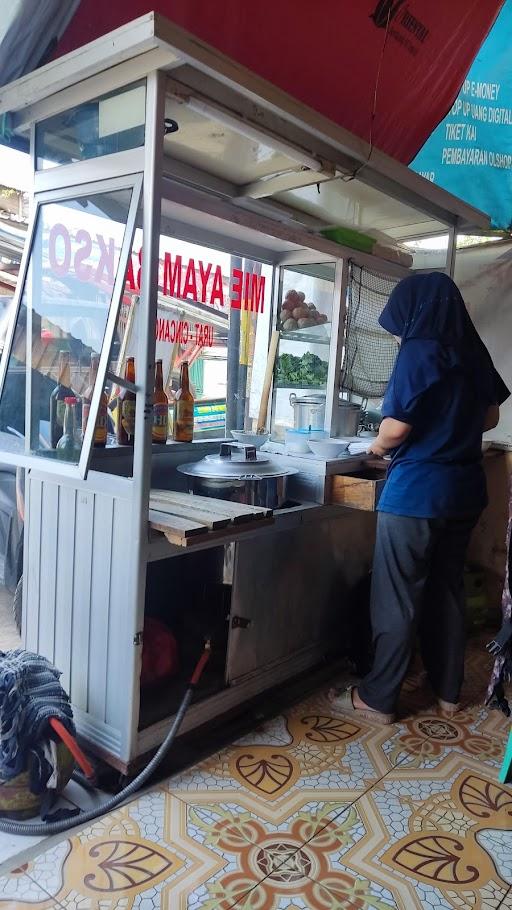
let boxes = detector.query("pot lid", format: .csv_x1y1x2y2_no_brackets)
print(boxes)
177,442,297,479
290,393,326,404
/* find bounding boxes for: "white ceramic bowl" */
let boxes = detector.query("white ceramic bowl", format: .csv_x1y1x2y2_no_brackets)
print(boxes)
285,428,327,454
308,438,350,459
230,430,269,449
285,429,311,454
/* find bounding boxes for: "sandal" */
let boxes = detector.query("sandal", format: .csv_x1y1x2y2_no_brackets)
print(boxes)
328,686,395,725
437,698,461,719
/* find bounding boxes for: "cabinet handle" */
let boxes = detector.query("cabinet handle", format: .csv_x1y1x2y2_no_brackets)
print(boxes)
231,615,251,630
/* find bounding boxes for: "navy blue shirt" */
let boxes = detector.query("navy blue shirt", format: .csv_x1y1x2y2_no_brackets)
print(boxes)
378,341,507,519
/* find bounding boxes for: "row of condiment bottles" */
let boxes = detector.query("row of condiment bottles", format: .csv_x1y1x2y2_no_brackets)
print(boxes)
50,351,195,452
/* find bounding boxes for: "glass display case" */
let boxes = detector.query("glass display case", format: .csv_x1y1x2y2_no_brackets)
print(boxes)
270,261,338,440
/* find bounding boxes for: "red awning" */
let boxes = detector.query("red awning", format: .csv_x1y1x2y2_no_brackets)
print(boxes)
53,0,504,164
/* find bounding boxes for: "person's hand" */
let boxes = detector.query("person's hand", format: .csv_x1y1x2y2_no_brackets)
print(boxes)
367,439,388,457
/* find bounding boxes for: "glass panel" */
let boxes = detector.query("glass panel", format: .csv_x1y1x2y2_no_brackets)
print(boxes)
0,225,23,356
0,188,133,464
271,262,336,440
36,81,146,169
106,228,273,446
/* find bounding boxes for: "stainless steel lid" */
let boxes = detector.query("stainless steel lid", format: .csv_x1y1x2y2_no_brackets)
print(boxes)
290,393,326,405
177,442,297,480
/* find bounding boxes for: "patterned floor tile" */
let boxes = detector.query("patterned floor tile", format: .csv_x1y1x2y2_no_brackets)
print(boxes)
0,636,508,910
227,872,399,909
0,789,235,910
0,860,65,908
296,756,512,910
382,709,506,774
232,715,293,748
169,695,401,818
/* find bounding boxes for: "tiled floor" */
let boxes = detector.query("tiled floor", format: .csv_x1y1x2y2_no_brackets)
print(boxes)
0,636,510,909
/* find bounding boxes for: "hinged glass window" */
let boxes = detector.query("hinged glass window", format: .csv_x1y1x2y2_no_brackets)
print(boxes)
0,175,142,476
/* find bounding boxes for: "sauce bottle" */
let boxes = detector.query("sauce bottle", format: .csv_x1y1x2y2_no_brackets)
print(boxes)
152,359,169,444
117,357,136,446
50,351,73,448
82,353,108,447
173,361,194,442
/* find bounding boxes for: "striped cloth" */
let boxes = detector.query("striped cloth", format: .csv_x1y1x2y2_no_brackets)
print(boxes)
0,649,74,782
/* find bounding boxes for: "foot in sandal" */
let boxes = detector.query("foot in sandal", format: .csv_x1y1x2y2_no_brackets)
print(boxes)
328,685,395,725
437,698,461,719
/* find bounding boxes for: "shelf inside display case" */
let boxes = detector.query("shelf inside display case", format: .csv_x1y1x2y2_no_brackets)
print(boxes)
279,325,331,346
271,261,337,440
274,382,327,391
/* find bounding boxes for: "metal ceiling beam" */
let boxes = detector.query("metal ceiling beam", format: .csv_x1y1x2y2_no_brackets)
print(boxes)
162,155,327,230
162,155,237,199
159,209,284,265
237,169,335,201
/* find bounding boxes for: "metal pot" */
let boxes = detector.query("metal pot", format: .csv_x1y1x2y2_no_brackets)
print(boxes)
333,402,361,437
177,442,297,509
289,393,325,431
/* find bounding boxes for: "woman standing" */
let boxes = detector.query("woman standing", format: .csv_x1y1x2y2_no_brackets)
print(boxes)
330,272,509,723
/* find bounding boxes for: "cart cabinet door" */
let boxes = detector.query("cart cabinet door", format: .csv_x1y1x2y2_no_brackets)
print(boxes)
0,174,142,479
226,518,347,684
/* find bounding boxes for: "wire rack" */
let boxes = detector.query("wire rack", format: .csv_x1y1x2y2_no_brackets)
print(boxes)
340,262,399,399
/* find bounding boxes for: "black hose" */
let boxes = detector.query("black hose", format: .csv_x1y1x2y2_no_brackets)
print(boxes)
0,646,209,836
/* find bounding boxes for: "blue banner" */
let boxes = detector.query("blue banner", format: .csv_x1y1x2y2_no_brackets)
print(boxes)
411,0,512,230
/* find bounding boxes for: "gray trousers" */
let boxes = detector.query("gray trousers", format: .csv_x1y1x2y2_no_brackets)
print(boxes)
358,511,478,714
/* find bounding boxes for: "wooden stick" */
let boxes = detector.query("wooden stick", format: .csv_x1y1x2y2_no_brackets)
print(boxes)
256,330,280,433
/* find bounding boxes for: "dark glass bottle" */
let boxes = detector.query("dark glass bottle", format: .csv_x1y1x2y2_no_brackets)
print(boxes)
50,351,73,448
152,359,169,444
116,357,136,446
82,353,108,447
173,362,194,443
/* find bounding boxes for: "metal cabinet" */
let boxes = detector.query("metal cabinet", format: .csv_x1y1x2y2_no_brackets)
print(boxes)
226,509,376,684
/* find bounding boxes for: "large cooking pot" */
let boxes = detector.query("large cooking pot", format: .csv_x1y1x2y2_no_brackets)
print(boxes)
333,401,361,437
177,442,297,509
289,393,325,430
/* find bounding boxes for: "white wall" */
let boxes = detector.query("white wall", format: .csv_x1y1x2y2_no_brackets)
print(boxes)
455,241,512,447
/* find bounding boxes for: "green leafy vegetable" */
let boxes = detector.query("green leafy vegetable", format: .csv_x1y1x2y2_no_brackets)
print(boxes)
276,352,328,387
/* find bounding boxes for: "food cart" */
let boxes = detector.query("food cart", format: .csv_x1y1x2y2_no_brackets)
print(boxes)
0,13,490,773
